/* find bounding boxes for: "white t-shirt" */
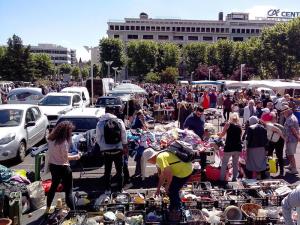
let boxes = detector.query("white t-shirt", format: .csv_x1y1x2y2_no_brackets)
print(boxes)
265,123,283,143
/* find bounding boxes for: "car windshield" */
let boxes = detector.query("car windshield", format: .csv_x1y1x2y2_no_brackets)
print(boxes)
96,98,121,106
0,109,23,127
56,117,98,132
39,96,71,106
8,92,42,101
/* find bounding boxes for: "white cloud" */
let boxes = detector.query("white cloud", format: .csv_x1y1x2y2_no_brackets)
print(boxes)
76,47,91,62
246,5,278,19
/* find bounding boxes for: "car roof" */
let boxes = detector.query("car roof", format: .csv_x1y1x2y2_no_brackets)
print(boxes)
8,87,42,94
45,92,78,97
61,87,88,92
0,104,37,110
60,107,105,118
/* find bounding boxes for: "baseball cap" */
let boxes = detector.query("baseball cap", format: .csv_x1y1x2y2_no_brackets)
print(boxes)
143,148,159,161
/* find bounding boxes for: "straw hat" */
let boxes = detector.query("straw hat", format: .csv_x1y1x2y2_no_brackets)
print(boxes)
143,148,159,161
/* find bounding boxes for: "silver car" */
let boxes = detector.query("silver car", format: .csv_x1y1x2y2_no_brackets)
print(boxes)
0,104,49,162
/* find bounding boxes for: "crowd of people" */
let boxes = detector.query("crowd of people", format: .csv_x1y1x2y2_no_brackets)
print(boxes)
2,81,300,222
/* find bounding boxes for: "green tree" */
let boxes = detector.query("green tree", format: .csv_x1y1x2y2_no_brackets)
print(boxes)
99,38,125,76
31,53,54,79
260,23,298,79
59,63,72,75
81,67,89,79
287,17,300,62
93,64,101,78
159,67,178,84
71,66,80,80
0,34,33,81
145,71,160,83
215,39,236,78
156,42,180,71
182,42,207,74
127,40,158,79
206,44,218,66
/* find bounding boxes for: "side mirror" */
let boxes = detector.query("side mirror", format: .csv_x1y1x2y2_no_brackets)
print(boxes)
26,121,36,128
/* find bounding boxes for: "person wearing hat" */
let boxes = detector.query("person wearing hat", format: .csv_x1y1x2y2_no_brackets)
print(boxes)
245,116,268,179
143,148,193,212
282,105,300,174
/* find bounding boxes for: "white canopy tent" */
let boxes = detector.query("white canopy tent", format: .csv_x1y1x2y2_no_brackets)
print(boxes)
109,83,147,95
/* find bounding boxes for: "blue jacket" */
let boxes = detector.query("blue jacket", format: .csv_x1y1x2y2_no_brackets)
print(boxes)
183,113,204,138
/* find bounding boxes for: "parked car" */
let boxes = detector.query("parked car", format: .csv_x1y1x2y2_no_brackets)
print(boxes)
56,107,105,133
0,104,49,162
7,87,44,105
56,107,105,168
38,92,83,127
95,96,125,119
60,86,90,107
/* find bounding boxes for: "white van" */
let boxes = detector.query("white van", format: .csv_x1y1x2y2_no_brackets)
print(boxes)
61,86,90,107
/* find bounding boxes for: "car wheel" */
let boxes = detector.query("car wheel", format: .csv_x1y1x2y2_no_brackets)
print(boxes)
16,141,26,162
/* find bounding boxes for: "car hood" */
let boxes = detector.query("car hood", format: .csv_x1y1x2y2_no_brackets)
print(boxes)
0,127,20,138
39,106,73,115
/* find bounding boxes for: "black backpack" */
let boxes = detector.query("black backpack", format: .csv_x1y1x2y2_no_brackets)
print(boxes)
166,140,196,163
104,119,122,144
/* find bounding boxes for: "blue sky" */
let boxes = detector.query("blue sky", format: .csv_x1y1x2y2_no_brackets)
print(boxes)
0,0,298,61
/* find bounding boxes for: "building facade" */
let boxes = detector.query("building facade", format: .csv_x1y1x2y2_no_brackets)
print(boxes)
107,12,278,43
30,44,77,66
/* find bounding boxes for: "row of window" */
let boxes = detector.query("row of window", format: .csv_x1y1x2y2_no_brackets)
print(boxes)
31,49,69,54
51,56,69,61
109,25,262,34
121,34,230,41
110,25,231,33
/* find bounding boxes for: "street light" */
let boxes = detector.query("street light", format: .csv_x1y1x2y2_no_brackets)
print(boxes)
117,69,122,82
104,61,114,78
112,67,119,83
84,46,94,105
240,64,245,81
208,68,213,81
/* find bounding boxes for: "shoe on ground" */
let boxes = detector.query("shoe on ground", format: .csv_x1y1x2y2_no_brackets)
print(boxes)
286,168,298,174
44,207,50,215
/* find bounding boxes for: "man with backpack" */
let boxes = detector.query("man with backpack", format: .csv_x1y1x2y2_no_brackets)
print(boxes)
96,107,128,193
143,145,193,221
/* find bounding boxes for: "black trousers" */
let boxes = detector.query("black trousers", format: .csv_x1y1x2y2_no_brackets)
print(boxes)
267,138,284,173
104,150,123,191
223,109,230,121
47,164,74,210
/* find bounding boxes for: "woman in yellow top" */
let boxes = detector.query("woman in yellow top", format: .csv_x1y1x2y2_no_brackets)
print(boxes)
143,148,193,211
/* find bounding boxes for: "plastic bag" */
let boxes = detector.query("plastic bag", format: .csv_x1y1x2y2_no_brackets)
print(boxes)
27,181,46,210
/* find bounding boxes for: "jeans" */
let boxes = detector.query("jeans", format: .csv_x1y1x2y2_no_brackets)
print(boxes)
104,150,124,191
220,151,240,181
169,175,190,210
267,138,284,173
47,164,74,210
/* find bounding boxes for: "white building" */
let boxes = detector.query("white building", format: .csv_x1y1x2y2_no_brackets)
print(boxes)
107,12,278,43
30,44,77,66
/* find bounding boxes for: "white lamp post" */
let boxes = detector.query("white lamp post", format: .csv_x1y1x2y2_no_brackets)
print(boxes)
240,64,245,81
208,68,213,81
117,69,122,82
112,67,119,83
104,61,114,78
84,46,94,105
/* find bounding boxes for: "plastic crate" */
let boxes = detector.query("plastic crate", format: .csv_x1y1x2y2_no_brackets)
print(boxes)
185,209,206,225
125,210,145,225
60,210,87,225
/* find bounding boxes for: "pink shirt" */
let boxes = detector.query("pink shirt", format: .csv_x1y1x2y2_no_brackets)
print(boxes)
47,140,70,166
